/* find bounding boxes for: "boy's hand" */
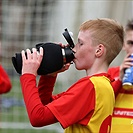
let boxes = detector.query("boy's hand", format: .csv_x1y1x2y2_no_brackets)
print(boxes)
21,47,43,76
47,63,70,77
119,53,133,80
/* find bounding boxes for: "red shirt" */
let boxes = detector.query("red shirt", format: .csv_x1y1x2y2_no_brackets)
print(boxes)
20,73,115,133
0,65,12,94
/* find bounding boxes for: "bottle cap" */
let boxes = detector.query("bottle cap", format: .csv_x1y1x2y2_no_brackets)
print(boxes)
122,82,133,91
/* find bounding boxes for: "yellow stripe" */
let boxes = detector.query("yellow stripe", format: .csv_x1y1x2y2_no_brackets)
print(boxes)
115,93,133,108
87,76,115,132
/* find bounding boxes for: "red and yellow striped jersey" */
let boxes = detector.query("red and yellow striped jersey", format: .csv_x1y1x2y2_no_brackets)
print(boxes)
47,73,115,133
108,67,133,133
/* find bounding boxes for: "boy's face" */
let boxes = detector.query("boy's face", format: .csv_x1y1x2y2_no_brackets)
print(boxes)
124,30,133,54
73,30,97,70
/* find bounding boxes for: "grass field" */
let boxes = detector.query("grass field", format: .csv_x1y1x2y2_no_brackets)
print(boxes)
0,76,63,133
0,129,59,133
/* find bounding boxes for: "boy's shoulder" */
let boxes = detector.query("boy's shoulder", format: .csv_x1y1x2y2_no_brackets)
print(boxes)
77,73,112,83
108,66,120,74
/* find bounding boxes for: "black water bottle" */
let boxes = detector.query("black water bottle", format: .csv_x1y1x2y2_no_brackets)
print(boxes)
12,28,75,75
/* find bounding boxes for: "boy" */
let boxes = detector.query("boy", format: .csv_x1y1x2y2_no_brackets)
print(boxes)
108,19,133,133
20,18,124,133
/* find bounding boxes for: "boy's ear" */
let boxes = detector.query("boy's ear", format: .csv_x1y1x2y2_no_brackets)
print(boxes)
95,44,104,57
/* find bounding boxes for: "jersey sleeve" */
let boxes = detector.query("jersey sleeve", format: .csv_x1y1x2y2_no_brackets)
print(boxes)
0,65,12,94
108,67,122,97
47,77,95,128
111,79,122,97
20,74,58,127
38,75,57,105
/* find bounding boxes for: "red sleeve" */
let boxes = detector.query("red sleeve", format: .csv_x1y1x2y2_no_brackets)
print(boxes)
108,67,122,97
38,75,66,104
38,75,57,105
47,77,95,128
111,79,122,97
20,74,58,127
0,65,12,94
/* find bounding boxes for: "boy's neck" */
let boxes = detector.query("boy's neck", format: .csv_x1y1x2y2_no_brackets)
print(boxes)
86,62,108,76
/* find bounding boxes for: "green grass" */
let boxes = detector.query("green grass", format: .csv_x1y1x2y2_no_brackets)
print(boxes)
0,129,59,133
1,107,28,122
0,76,63,133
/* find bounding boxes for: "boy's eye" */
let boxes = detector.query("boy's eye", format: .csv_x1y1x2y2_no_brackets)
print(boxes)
127,40,133,45
79,43,83,46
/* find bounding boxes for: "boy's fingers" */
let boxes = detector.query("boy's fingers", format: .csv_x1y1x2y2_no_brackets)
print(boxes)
39,47,43,56
32,48,37,60
26,49,32,59
38,47,43,62
21,50,26,61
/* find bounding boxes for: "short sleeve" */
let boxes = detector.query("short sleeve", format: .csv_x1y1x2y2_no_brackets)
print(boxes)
47,77,95,128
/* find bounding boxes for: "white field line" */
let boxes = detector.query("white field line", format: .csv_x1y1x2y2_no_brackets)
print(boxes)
0,122,63,132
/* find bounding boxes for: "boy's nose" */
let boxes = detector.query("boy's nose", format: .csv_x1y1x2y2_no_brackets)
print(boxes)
72,47,76,53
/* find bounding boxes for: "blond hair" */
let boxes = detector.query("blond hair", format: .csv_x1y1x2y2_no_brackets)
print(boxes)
80,18,124,65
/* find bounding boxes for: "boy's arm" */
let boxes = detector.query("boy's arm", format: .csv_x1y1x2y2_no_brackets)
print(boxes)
0,65,12,94
20,74,58,127
20,47,70,127
108,67,122,97
38,75,57,105
111,79,122,97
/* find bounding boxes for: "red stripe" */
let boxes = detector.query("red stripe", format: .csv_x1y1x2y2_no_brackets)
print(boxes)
119,88,133,94
113,108,133,119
